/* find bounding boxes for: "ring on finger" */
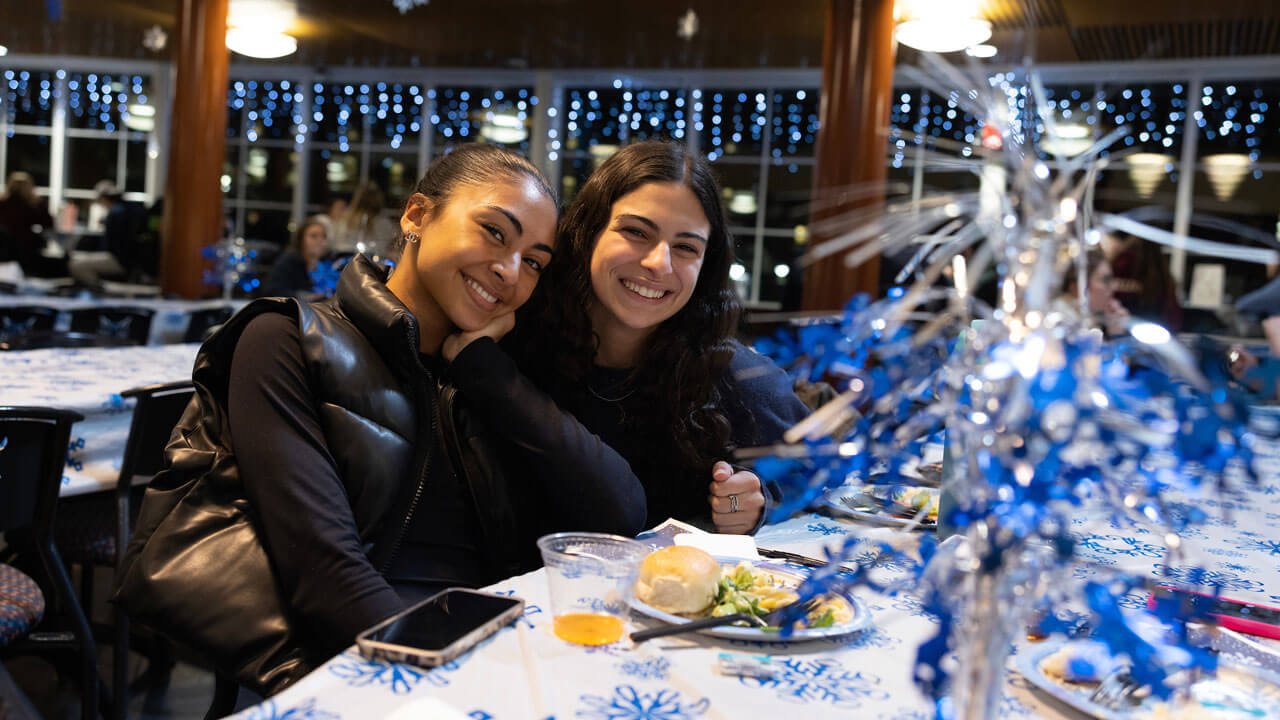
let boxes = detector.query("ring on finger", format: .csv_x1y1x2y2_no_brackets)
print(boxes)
729,493,739,513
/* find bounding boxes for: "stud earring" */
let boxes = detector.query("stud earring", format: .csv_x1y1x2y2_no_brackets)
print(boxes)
404,231,421,244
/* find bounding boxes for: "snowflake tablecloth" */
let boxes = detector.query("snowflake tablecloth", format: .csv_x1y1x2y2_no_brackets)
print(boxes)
0,343,199,496
229,428,1280,720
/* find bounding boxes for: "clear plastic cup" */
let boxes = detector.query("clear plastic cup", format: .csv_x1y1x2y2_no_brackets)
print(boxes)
536,532,648,645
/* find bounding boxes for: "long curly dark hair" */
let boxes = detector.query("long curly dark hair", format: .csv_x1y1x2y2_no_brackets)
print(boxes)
514,140,742,479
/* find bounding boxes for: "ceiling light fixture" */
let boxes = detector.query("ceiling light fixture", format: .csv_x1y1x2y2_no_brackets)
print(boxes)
895,0,991,54
1127,153,1172,198
1203,153,1251,202
226,0,297,59
965,44,998,58
480,112,529,145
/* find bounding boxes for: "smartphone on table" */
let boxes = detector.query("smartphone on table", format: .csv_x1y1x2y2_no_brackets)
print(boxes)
1148,585,1280,641
356,588,525,667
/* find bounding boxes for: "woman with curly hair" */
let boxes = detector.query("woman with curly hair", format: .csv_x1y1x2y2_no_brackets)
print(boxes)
511,141,809,533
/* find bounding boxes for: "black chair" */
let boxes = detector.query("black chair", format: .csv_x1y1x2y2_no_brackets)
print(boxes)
1,330,140,351
68,307,155,346
183,306,235,344
0,306,58,343
0,406,101,720
52,382,195,720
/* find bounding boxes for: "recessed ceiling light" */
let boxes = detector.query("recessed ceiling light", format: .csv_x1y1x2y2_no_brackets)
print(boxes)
225,28,297,59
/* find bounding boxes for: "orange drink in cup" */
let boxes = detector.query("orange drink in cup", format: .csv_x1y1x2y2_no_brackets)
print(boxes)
537,532,648,645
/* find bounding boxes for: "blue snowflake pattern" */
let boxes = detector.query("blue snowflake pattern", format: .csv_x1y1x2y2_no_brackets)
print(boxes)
584,643,629,657
806,523,847,536
739,658,890,707
616,656,671,681
890,594,940,623
853,550,916,573
838,626,900,651
1077,534,1165,559
1153,565,1265,593
1221,562,1252,573
240,698,339,720
1072,565,1097,581
1000,691,1034,717
576,685,709,720
64,436,85,473
1261,485,1280,496
468,712,492,720
101,392,130,414
327,650,456,694
1205,548,1248,559
491,589,543,629
1117,591,1149,610
1232,536,1280,556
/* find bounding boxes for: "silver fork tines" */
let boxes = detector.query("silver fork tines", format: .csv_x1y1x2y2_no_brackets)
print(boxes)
1088,668,1144,710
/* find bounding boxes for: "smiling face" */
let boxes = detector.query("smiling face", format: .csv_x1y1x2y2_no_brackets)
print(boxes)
587,181,710,347
390,175,557,351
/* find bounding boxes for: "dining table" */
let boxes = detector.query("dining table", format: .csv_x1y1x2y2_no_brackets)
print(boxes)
226,414,1280,720
0,343,201,497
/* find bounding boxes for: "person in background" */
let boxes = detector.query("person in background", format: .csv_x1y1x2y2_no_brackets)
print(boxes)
1054,248,1130,337
1106,232,1183,331
0,171,54,273
315,196,348,241
330,181,397,259
258,216,329,300
69,180,143,288
510,141,810,534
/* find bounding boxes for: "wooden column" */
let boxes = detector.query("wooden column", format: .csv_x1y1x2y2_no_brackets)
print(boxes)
802,0,896,311
160,0,230,298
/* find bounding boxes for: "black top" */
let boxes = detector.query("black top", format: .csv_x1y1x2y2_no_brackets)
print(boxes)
227,312,647,643
575,341,810,530
260,249,315,299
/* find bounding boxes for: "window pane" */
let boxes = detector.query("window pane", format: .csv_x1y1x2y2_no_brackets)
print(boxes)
919,88,981,147
368,152,417,210
1196,80,1279,162
624,88,690,143
6,133,52,186
368,82,424,148
433,86,534,153
226,82,243,139
1096,82,1186,157
125,138,148,192
309,83,362,144
243,208,291,246
770,89,819,157
698,88,769,160
758,236,803,308
308,148,359,205
3,69,56,127
713,162,762,225
765,163,811,229
560,155,595,205
564,88,625,151
67,73,154,132
244,146,297,202
222,146,239,197
67,136,118,190
728,225,755,302
240,79,302,142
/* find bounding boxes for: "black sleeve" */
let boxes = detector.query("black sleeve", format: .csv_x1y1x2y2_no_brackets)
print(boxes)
448,337,648,536
725,342,812,531
260,252,310,299
228,313,403,645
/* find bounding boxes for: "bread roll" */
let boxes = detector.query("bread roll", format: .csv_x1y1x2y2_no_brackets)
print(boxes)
634,546,721,615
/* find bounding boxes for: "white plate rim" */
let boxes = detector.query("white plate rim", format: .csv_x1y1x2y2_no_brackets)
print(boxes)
1017,637,1280,720
629,556,874,642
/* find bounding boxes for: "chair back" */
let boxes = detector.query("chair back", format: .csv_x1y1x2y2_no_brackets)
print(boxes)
118,381,196,483
183,306,235,344
0,407,84,535
68,306,155,345
0,306,58,343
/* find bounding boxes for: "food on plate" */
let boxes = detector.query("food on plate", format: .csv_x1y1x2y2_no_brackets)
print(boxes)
1038,639,1124,684
710,562,853,629
633,546,721,615
888,486,940,521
